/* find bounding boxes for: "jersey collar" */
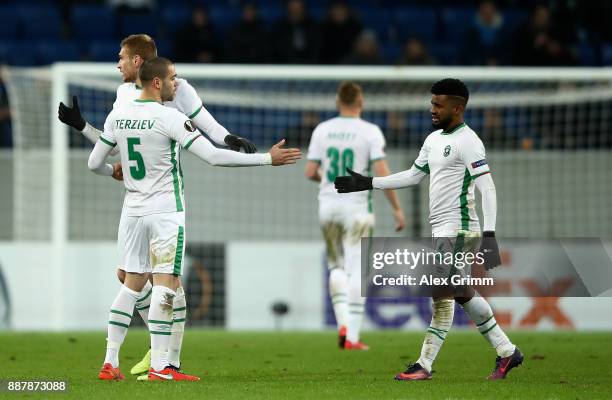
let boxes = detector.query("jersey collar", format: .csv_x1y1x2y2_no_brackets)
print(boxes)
441,122,466,135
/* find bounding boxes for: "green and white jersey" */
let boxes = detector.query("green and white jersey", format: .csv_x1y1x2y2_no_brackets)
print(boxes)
414,123,490,234
307,116,386,205
101,100,200,217
113,78,203,119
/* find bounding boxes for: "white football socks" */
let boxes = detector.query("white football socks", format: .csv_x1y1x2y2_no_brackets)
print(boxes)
417,299,455,372
135,280,152,328
104,285,139,367
461,296,515,358
168,286,186,368
329,268,349,328
148,285,176,372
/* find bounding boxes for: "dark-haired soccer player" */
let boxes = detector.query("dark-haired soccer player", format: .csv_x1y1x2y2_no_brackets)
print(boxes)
334,78,523,380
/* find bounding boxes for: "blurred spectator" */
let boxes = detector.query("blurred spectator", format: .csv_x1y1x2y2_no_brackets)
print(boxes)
226,3,268,63
287,111,321,147
174,7,219,63
108,0,153,14
0,81,12,148
319,1,363,64
343,30,382,65
459,1,508,65
272,0,320,64
512,4,576,66
397,37,435,65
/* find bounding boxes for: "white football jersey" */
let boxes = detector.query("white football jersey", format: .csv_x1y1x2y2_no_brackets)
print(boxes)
113,78,203,119
307,116,386,205
414,123,490,234
101,99,200,216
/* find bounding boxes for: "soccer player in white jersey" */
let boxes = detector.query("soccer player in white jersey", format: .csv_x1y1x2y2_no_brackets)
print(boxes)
87,57,301,381
305,82,405,350
335,79,523,380
58,34,257,377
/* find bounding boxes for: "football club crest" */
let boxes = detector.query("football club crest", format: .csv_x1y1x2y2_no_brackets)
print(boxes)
443,145,451,157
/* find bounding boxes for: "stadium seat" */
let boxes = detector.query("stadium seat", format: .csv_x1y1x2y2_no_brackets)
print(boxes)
258,6,283,24
430,43,459,65
394,7,437,43
18,5,62,39
0,6,20,40
37,41,81,65
5,41,40,66
380,43,401,64
503,9,529,31
440,7,476,44
88,41,119,62
159,6,191,39
209,6,242,36
601,43,612,66
71,5,115,40
118,13,158,39
358,8,395,42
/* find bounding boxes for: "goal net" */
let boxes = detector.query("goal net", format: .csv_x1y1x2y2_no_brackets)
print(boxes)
2,64,612,328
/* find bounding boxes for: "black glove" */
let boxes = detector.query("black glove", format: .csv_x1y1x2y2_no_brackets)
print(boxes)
479,231,501,270
224,135,257,153
58,95,86,131
334,168,373,193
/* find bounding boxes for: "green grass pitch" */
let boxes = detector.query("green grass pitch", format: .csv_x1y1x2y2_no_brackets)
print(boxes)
1,330,611,399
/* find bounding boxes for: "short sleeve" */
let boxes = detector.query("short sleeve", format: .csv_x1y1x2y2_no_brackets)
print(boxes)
165,110,201,148
99,112,116,147
412,138,430,174
369,126,386,161
173,78,203,119
306,125,323,162
461,134,490,177
112,84,129,110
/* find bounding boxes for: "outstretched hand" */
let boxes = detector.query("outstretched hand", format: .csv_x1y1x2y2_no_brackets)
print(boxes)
58,95,86,131
268,139,302,166
334,168,373,193
111,161,123,181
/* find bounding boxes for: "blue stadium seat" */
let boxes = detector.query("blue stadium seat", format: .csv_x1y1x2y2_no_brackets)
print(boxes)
88,41,119,62
601,44,612,66
118,13,158,39
18,5,62,39
381,43,401,64
37,41,81,65
0,6,20,40
0,42,11,65
394,7,437,43
5,41,39,66
440,7,476,44
72,5,115,40
358,8,395,42
578,42,597,66
430,43,458,65
159,6,191,38
209,6,242,36
503,9,529,31
258,6,283,24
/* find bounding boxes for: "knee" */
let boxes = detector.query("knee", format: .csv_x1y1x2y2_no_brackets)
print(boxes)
116,268,126,284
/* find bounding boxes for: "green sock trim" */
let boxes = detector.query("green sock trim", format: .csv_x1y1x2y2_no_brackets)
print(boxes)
173,318,186,323
137,288,152,303
476,315,494,327
427,328,445,341
108,321,129,329
427,328,444,340
428,326,449,334
148,319,173,325
150,331,171,335
480,322,498,335
173,306,187,312
110,309,132,318
136,305,150,311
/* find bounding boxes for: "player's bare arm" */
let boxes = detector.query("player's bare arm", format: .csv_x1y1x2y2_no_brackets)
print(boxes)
372,159,405,232
304,160,322,181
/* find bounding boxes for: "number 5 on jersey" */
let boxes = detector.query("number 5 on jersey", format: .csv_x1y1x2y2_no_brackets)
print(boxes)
127,137,146,180
327,147,354,181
